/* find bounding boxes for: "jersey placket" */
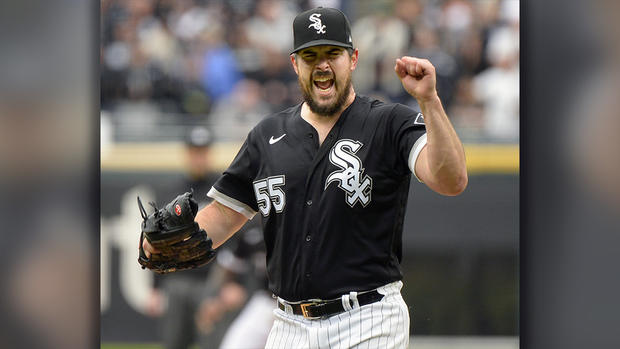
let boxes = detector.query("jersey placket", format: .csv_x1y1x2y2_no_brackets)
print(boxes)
300,126,317,291
297,111,347,299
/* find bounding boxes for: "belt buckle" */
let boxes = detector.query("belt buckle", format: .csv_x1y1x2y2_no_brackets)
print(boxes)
300,301,321,319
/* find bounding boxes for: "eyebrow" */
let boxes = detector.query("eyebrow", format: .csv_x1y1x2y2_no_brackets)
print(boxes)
300,48,343,56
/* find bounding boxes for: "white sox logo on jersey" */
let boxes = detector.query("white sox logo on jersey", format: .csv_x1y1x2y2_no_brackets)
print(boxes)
308,13,326,34
325,139,372,207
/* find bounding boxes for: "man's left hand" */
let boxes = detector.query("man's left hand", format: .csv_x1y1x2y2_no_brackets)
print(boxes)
394,56,438,103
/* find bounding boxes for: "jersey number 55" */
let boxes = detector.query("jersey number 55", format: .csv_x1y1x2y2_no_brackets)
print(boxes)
253,175,286,216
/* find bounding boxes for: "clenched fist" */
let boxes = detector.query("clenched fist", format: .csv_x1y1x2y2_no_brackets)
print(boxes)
394,56,438,103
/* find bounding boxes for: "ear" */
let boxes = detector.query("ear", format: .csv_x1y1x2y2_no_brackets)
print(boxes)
350,48,359,71
290,54,299,75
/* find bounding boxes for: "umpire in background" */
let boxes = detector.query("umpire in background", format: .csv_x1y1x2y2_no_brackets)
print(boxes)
179,126,220,198
147,126,236,349
144,7,467,349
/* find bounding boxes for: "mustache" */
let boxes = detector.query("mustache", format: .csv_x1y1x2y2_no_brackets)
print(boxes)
312,71,334,79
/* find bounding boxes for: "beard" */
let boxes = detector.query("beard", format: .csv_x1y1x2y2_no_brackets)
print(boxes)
299,71,352,117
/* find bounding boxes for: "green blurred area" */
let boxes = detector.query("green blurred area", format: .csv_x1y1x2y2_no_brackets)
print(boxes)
401,253,518,335
101,344,161,349
101,344,200,349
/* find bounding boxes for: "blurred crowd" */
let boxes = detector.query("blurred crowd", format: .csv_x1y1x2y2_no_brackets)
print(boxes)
101,0,519,142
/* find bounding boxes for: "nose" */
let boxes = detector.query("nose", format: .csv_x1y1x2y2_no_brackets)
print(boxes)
315,56,330,71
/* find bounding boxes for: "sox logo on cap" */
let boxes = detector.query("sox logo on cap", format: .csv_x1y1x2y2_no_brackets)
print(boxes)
308,13,326,34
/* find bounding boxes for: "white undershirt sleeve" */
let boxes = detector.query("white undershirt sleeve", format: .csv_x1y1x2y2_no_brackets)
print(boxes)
407,133,428,182
207,187,257,219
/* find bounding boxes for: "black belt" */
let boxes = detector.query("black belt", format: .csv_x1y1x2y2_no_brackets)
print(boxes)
277,290,384,319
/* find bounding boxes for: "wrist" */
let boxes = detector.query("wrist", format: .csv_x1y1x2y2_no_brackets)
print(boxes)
417,93,441,108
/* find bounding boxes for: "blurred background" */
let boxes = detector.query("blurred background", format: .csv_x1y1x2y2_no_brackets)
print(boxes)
6,0,620,348
100,0,519,348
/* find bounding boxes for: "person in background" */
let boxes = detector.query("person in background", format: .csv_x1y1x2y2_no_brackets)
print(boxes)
146,126,246,349
216,220,274,349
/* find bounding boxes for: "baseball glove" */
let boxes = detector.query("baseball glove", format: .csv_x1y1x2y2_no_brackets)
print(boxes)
137,191,216,274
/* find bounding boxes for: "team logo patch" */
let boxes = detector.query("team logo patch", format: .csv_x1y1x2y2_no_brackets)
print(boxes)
308,13,326,34
414,112,425,125
174,204,182,216
325,139,372,207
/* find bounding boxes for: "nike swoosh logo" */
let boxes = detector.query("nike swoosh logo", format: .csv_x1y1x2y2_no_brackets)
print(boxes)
269,134,286,144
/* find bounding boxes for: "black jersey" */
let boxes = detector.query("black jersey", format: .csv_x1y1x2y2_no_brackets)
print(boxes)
208,95,427,301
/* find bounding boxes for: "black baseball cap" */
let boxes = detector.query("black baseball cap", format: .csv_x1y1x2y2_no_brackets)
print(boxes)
291,7,354,54
185,126,213,148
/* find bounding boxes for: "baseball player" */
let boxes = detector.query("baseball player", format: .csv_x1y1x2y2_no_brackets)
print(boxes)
216,221,274,349
143,6,467,349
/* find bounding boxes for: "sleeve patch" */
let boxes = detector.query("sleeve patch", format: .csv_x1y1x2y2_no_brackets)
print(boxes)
414,112,425,125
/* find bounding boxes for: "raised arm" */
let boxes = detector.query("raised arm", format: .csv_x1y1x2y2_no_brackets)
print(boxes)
395,56,468,196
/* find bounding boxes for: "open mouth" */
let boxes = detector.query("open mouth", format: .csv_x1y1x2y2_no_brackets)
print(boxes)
313,76,334,92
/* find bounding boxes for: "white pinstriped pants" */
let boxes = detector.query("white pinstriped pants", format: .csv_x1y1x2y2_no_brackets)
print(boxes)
265,281,410,349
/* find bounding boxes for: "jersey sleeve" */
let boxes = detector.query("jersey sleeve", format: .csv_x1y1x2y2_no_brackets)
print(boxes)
389,103,428,181
207,133,259,219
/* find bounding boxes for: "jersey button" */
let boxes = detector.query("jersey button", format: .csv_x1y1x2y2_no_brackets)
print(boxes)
305,234,312,242
306,199,312,206
305,272,311,278
307,133,313,138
